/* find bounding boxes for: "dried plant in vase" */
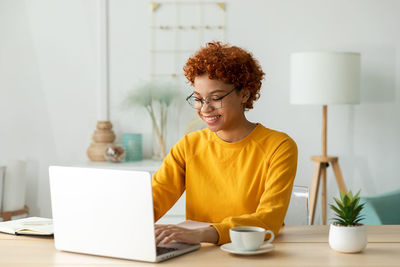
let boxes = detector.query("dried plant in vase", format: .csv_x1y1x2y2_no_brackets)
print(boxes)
124,80,181,159
329,190,367,253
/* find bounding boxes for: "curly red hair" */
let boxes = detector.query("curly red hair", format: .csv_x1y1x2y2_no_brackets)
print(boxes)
183,41,265,110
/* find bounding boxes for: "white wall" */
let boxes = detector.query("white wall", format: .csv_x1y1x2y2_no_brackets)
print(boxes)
0,0,98,216
0,0,399,223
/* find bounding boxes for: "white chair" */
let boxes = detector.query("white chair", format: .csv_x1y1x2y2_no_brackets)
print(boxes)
285,185,310,225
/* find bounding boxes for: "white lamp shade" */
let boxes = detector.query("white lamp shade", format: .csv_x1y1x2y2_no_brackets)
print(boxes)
290,52,361,105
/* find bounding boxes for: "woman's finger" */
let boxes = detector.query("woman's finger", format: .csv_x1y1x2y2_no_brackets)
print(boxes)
155,229,175,244
154,225,201,245
161,232,179,244
155,225,177,235
155,225,172,235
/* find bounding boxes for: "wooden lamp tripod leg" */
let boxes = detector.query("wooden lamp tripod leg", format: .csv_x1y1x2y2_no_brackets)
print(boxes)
331,159,347,193
309,162,322,225
321,163,327,225
309,158,347,225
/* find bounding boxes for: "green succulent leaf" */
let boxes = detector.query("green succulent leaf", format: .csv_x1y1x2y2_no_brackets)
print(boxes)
339,190,345,201
333,197,344,210
330,205,343,216
354,190,361,199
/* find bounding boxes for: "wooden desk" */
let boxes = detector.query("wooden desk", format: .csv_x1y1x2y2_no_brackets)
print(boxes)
0,225,399,266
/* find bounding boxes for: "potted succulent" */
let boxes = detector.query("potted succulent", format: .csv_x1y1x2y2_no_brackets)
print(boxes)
329,190,367,253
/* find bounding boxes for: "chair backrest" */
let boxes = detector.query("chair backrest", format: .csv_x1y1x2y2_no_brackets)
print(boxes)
285,185,309,225
360,189,400,225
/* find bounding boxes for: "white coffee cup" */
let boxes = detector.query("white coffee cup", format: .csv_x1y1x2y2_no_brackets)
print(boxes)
229,226,275,251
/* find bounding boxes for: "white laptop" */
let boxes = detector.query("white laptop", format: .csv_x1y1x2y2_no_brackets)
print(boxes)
49,166,200,262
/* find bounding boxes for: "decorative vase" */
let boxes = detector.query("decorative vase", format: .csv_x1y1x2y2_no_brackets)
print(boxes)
122,133,143,161
329,223,367,253
87,121,116,161
152,127,167,160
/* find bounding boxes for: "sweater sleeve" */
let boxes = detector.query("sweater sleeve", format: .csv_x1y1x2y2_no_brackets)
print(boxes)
152,137,187,222
211,138,298,245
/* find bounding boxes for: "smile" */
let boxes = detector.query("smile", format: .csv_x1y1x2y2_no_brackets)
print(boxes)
202,115,221,123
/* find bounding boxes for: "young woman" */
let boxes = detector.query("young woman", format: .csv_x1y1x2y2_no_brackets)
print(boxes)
153,42,298,245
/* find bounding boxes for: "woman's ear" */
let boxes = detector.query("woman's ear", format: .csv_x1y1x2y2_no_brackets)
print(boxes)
241,89,250,104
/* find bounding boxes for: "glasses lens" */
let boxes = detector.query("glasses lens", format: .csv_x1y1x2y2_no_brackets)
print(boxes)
187,96,201,109
186,96,223,109
211,98,222,109
207,96,223,109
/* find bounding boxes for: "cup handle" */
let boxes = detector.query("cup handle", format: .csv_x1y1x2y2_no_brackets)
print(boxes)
262,230,275,245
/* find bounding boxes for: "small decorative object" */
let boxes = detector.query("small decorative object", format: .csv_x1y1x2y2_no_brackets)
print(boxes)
329,190,367,253
123,80,181,160
87,121,116,161
104,144,126,163
122,133,142,161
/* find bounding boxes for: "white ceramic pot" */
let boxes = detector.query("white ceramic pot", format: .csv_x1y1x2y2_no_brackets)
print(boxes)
329,223,367,253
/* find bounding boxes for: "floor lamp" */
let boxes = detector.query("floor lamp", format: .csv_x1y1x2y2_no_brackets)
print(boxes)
290,52,361,225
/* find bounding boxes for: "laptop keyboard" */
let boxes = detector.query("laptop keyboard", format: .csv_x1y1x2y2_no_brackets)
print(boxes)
156,246,179,255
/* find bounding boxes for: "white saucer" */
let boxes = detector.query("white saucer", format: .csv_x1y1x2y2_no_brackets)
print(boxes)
220,243,275,255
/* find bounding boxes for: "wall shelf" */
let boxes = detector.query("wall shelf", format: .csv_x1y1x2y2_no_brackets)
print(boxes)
149,1,226,79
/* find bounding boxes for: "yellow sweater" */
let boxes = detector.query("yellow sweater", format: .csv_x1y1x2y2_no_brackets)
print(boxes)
152,123,298,245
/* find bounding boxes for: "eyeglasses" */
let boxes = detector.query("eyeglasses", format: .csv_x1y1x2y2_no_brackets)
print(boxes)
186,87,237,110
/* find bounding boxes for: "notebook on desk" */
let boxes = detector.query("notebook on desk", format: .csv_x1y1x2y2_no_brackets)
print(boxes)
0,217,53,236
49,166,200,263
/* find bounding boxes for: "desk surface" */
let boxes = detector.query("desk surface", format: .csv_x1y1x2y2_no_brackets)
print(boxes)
0,225,399,266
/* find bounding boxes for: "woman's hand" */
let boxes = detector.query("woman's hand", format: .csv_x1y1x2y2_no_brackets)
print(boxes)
155,224,219,245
